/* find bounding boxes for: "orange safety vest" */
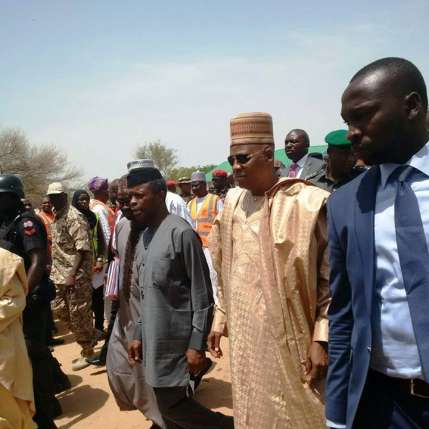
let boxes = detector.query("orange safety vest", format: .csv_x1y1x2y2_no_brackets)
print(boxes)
36,210,54,254
188,193,220,247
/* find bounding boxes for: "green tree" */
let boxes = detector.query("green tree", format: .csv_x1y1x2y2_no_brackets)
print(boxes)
169,164,216,180
135,140,178,177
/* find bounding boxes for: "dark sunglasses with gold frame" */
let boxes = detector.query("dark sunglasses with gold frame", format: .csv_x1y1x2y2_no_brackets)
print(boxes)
227,149,265,167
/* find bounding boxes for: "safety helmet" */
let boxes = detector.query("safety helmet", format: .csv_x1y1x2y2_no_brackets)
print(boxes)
0,175,25,198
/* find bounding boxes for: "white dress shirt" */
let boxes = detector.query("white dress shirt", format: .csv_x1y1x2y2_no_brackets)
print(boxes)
327,142,429,429
165,191,194,227
295,153,308,178
371,143,429,379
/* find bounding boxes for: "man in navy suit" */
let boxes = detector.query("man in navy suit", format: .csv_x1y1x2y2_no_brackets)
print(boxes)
326,57,429,429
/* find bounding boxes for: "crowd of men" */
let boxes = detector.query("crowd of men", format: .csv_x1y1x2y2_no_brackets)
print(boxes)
1,56,429,429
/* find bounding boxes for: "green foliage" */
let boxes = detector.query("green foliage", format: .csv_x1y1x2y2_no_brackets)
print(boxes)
134,140,216,180
135,140,178,176
169,164,216,180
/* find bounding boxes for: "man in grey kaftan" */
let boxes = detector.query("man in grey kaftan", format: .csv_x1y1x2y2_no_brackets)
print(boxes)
133,214,233,429
106,217,165,427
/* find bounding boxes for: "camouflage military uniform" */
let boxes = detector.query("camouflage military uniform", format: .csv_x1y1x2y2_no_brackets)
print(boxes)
50,205,95,357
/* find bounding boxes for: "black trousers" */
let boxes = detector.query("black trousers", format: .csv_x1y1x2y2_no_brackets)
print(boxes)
23,300,58,429
154,386,234,429
91,286,105,331
46,304,55,341
353,370,429,429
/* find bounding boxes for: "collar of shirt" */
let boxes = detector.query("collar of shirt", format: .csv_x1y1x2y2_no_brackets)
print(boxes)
296,153,308,168
379,142,429,188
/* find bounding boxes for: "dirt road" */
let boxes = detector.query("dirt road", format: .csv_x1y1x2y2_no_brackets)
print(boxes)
52,333,232,429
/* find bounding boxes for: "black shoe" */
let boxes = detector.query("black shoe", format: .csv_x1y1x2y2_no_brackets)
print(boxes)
52,398,63,418
86,353,106,367
48,338,65,346
216,413,234,429
51,356,71,394
34,414,59,429
54,374,71,394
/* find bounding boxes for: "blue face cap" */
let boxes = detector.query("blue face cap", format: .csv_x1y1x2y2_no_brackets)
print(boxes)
324,129,352,147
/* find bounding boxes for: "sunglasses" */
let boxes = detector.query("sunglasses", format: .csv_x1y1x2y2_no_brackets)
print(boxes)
228,151,261,167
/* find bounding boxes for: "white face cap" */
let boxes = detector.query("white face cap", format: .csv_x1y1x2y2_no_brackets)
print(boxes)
46,182,65,195
127,159,155,172
191,171,206,183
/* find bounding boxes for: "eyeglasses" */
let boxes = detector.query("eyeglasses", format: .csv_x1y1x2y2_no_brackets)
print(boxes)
227,151,261,167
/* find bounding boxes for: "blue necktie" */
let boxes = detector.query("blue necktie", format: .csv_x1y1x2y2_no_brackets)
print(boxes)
394,166,429,381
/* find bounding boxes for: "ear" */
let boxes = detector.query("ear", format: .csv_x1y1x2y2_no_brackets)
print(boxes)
159,189,167,202
404,91,424,120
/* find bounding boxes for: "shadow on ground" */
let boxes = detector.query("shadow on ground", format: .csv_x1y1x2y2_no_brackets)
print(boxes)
90,368,107,376
196,377,233,410
66,374,83,388
56,384,109,428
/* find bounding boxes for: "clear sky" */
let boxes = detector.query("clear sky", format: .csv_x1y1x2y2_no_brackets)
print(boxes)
1,0,428,179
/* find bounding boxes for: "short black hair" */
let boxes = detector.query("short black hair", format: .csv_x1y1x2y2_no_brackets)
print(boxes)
286,129,310,146
351,57,428,110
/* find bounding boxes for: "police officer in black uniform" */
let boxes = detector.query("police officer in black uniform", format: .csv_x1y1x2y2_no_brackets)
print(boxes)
0,174,63,429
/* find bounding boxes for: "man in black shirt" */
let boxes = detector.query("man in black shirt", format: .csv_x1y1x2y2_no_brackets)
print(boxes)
0,174,64,429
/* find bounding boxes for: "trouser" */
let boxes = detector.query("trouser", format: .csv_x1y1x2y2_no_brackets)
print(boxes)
54,279,95,356
154,386,234,429
354,369,429,428
23,300,58,428
46,304,56,341
91,286,105,331
99,299,120,360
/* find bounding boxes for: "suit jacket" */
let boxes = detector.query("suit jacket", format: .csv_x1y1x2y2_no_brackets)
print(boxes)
284,153,325,179
326,166,395,428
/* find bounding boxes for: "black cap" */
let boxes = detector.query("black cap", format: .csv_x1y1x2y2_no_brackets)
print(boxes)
127,168,163,188
0,175,25,198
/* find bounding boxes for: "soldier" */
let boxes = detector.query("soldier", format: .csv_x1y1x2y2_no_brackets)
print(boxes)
177,177,193,203
307,129,367,192
211,169,229,200
0,174,60,429
47,182,96,371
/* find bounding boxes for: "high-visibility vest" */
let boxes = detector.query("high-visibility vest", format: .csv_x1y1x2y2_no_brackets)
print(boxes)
188,193,219,247
35,209,54,256
90,214,100,260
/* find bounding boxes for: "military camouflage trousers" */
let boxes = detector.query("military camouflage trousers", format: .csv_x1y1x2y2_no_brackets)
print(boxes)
54,279,95,357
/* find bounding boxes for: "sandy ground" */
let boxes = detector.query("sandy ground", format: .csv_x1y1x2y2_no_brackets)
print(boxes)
52,329,233,429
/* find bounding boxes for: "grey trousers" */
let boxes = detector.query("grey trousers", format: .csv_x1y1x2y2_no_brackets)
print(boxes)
154,386,234,429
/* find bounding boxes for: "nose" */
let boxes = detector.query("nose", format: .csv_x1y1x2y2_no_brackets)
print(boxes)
130,195,138,207
232,157,243,174
347,125,362,144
